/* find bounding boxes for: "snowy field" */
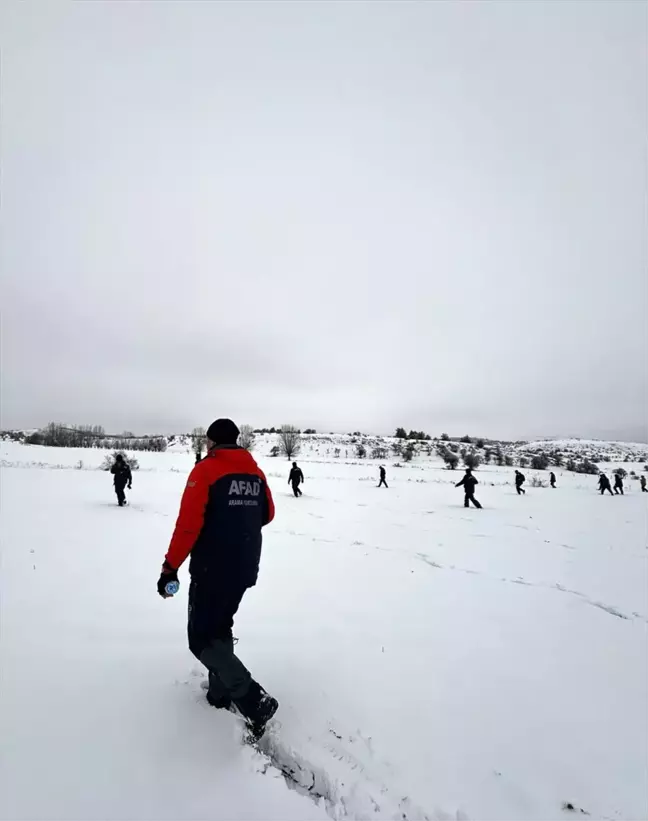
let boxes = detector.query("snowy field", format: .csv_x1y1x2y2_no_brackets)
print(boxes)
1,440,647,821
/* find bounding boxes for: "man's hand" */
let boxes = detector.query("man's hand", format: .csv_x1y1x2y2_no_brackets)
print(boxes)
157,560,178,598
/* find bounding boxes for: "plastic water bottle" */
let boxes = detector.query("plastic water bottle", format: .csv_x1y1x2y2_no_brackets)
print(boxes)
165,580,180,597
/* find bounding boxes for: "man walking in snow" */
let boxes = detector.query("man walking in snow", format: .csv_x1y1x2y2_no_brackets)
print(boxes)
110,454,132,507
378,465,388,488
613,473,624,495
515,470,526,495
598,473,614,496
550,471,557,488
455,468,482,508
641,475,647,493
157,418,278,739
288,461,304,497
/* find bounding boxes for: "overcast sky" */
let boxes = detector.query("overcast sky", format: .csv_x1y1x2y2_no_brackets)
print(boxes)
1,0,646,441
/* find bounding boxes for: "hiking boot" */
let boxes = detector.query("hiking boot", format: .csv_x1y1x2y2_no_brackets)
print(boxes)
233,680,278,741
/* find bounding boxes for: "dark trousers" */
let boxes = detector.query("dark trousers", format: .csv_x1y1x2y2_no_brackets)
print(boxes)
464,493,482,509
291,482,302,497
516,485,525,495
378,478,388,488
188,578,252,701
614,486,624,495
114,482,127,506
550,482,556,488
642,485,647,493
600,487,613,495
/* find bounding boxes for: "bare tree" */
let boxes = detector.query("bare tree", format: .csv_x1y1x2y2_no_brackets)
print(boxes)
191,426,206,461
279,425,301,460
238,424,256,451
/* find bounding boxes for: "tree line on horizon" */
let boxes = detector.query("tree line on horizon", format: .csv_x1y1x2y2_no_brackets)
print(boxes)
6,422,646,475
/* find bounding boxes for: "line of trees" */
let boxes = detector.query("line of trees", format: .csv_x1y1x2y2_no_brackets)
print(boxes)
25,423,166,452
395,428,432,441
253,427,316,435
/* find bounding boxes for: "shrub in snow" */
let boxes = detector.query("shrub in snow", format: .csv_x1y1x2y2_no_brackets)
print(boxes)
101,451,139,471
356,444,367,458
519,457,528,468
402,444,415,462
442,451,459,470
504,455,514,466
531,453,550,470
463,451,481,470
476,439,485,449
614,468,628,479
460,434,472,444
530,476,546,488
269,445,280,457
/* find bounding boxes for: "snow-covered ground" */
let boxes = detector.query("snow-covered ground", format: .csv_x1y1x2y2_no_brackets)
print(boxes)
1,440,646,821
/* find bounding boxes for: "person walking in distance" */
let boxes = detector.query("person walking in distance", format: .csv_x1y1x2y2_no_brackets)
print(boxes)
288,462,304,497
641,475,647,493
455,468,482,509
110,454,132,507
378,465,388,488
550,471,557,488
598,473,614,496
514,470,526,495
613,472,624,495
157,418,278,739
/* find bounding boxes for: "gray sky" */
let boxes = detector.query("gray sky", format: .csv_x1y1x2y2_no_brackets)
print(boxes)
1,0,646,441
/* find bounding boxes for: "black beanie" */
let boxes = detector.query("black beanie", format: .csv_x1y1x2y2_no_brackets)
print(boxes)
206,418,240,445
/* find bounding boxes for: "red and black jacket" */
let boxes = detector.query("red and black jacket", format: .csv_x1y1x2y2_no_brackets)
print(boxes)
165,446,275,587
